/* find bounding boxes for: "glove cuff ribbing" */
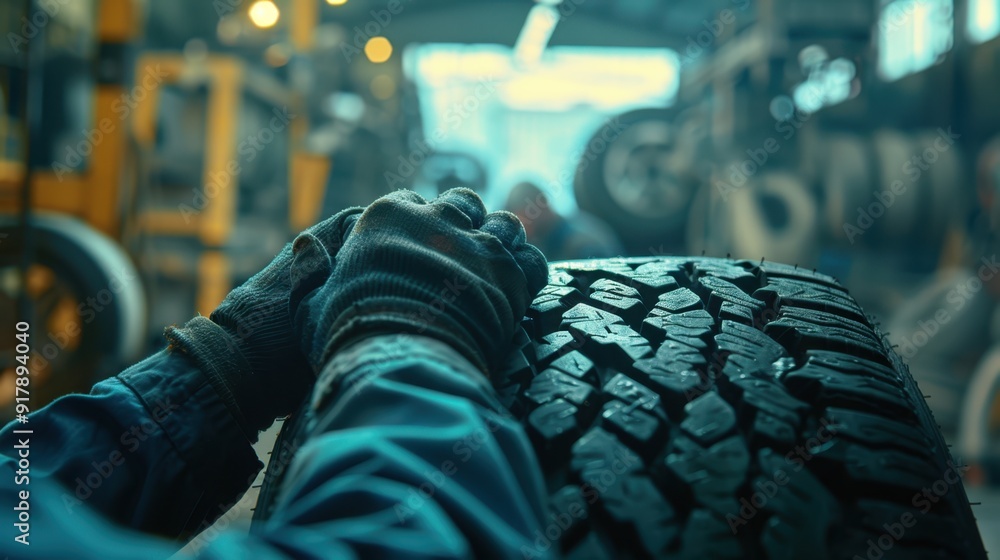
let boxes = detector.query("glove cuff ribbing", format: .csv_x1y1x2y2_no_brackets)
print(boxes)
320,296,490,376
164,316,257,440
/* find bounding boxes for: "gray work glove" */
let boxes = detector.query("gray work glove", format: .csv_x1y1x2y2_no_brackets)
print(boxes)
297,188,548,377
164,206,363,439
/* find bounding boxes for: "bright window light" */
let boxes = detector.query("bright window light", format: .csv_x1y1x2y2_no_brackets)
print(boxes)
877,0,954,81
968,0,1000,43
513,4,560,67
404,44,679,212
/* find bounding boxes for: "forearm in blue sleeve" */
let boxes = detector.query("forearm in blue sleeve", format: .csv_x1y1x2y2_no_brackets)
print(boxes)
0,335,549,560
250,334,551,559
0,348,261,539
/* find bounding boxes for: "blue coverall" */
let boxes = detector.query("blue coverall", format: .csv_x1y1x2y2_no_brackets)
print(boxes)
0,334,550,559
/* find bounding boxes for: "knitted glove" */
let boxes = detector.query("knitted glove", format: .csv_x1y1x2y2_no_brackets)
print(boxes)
298,188,548,376
164,206,363,439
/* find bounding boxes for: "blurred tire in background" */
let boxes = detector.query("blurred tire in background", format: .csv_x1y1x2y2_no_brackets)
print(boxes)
574,107,707,255
0,214,145,417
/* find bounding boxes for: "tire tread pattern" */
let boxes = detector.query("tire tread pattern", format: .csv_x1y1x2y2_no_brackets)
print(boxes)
495,257,986,559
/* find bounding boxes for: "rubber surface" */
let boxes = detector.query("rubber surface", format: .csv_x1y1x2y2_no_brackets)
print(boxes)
257,257,987,559
497,257,985,559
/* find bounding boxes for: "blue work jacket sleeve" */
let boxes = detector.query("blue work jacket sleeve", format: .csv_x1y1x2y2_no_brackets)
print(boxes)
0,335,550,560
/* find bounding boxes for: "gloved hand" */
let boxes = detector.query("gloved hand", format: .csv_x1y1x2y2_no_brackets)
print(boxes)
164,206,363,440
298,188,548,377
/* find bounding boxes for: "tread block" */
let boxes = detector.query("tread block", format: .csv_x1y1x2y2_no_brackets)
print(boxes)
717,353,770,383
633,261,687,282
659,331,714,357
589,278,641,298
570,427,643,484
717,353,793,385
604,373,665,420
765,316,890,366
661,330,712,353
623,273,681,308
779,306,876,341
567,321,653,365
588,279,647,326
815,440,947,496
528,298,570,336
639,370,709,421
698,276,766,311
719,301,759,326
692,261,761,293
534,330,587,369
642,308,714,345
528,286,587,334
823,408,930,457
525,369,598,410
681,391,737,446
548,351,599,385
560,303,625,327
547,485,590,551
758,262,846,292
528,399,587,459
750,411,798,449
600,400,664,454
548,269,576,286
676,509,745,558
555,260,635,289
722,376,809,427
647,307,715,326
599,475,680,556
695,276,767,328
716,320,789,365
654,287,705,313
539,284,587,303
647,339,709,375
804,350,902,388
783,365,915,421
663,436,750,515
754,278,868,324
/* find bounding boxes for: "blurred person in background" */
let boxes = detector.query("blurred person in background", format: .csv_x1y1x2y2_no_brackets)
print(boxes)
505,181,623,261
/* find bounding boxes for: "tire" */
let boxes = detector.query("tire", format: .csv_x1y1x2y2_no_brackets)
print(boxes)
255,257,986,559
0,214,145,411
573,108,705,253
697,172,820,269
822,131,966,250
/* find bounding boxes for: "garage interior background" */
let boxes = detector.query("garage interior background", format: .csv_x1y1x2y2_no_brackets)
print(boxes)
3,0,1000,549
